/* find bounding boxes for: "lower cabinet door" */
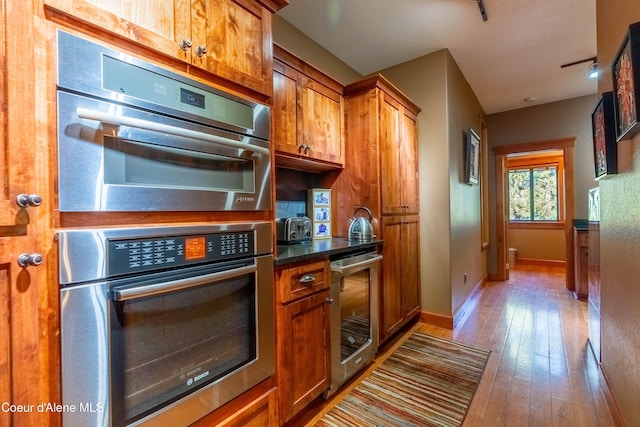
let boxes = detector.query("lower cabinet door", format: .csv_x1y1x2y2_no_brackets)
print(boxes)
380,215,421,343
277,290,331,422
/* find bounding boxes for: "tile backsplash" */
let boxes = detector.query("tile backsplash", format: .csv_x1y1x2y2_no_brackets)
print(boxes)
276,200,307,219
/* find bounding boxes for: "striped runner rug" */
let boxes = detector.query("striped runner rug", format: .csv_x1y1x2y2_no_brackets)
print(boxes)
316,332,490,427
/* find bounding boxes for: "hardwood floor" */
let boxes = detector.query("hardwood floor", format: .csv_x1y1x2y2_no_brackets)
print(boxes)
292,265,618,427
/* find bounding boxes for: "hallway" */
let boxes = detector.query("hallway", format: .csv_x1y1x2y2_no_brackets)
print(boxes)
298,265,618,426
420,265,616,426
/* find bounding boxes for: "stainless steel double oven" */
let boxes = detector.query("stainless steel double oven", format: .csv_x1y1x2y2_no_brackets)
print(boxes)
55,32,275,426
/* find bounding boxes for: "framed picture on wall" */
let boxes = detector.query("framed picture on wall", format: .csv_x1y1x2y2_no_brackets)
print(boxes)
591,92,618,179
465,129,480,185
612,21,640,142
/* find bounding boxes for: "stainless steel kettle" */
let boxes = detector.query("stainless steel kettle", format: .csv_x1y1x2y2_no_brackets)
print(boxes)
348,207,374,241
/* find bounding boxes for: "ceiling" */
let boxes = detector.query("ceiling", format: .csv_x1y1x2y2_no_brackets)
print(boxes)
277,0,598,114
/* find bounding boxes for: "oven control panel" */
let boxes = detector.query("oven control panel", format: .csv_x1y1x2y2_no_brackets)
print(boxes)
107,232,255,276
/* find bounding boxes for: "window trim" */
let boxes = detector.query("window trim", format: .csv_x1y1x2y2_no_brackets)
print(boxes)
508,221,565,230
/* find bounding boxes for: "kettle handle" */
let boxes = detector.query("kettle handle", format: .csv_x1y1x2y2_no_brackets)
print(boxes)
353,206,373,220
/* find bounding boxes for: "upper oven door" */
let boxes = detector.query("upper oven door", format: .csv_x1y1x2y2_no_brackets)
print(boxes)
57,91,271,212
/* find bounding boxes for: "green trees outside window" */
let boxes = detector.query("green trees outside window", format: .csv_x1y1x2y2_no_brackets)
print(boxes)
508,167,558,221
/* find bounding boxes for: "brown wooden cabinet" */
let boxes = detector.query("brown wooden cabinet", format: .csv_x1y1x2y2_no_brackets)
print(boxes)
273,44,345,171
275,259,331,423
213,388,278,427
573,227,589,299
3,1,286,425
380,215,421,341
338,74,422,344
379,90,420,214
1,2,60,426
44,0,287,96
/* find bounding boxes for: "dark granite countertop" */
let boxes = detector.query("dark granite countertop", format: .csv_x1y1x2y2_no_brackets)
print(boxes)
275,237,383,265
573,219,588,231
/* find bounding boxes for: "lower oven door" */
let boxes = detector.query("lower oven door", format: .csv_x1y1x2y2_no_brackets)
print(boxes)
60,255,274,427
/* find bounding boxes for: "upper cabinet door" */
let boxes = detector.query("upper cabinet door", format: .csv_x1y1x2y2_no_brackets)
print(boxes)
401,109,419,213
44,0,192,61
193,0,273,96
273,44,345,171
299,75,344,165
379,94,403,214
273,63,300,156
44,0,277,96
379,92,419,214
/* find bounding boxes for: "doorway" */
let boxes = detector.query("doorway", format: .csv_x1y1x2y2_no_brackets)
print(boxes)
494,137,576,289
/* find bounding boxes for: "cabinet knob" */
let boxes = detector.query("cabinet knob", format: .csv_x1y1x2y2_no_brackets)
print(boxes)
325,297,334,304
16,193,42,207
179,38,192,51
195,45,208,57
18,253,43,267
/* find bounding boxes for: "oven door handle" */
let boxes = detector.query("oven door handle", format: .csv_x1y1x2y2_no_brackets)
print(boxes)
76,107,269,156
112,263,257,302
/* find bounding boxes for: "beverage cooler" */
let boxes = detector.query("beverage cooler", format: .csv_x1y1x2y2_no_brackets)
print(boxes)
587,187,601,362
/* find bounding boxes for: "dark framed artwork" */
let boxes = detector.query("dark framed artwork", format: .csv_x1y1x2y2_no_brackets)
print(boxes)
591,92,618,179
465,129,480,185
612,22,640,141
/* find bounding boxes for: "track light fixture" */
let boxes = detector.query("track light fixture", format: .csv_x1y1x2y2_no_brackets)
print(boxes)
560,56,598,79
475,0,488,22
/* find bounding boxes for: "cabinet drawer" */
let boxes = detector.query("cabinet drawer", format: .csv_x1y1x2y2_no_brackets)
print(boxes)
278,260,329,303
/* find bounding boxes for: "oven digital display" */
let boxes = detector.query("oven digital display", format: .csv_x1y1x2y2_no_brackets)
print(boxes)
185,236,206,260
180,88,205,109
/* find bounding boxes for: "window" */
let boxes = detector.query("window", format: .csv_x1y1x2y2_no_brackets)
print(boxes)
506,151,564,224
508,167,558,221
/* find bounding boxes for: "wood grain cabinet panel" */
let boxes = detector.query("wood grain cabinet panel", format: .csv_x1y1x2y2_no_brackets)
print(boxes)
340,75,421,344
214,388,278,427
1,2,59,425
379,92,420,214
275,260,331,423
44,0,286,96
273,44,345,171
400,110,420,213
273,63,300,157
192,0,274,95
573,228,589,299
380,215,421,342
299,76,343,164
279,259,329,303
